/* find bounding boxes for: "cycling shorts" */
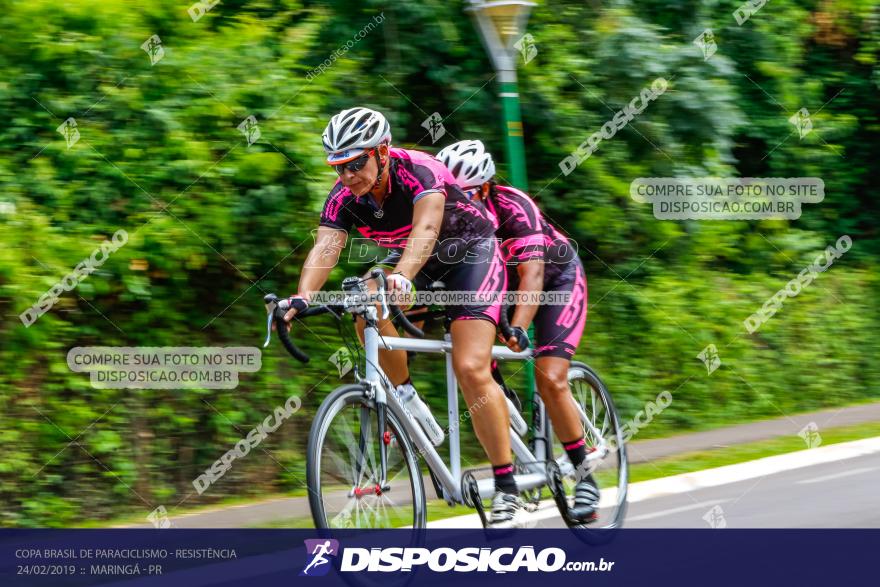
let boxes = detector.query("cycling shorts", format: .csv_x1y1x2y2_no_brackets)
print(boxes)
378,237,506,325
529,258,587,359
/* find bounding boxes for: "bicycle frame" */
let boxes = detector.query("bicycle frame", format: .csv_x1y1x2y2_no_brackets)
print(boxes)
359,310,610,504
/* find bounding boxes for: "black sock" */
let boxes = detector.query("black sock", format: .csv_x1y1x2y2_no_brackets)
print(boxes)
562,437,590,479
493,463,518,495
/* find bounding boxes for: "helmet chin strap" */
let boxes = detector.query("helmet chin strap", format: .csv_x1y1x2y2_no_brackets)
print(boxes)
370,149,389,194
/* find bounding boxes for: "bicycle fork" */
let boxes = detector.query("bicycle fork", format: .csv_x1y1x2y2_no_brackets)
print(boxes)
350,318,392,497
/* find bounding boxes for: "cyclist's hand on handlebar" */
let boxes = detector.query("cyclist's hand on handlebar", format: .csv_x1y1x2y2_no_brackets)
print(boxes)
387,272,415,311
277,295,309,331
387,272,413,293
504,325,531,352
503,333,520,352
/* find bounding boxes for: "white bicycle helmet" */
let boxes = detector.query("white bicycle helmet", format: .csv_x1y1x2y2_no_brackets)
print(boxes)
436,139,496,189
322,107,392,164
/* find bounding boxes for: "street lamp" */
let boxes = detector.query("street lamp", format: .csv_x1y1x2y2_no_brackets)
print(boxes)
465,0,538,409
465,0,535,189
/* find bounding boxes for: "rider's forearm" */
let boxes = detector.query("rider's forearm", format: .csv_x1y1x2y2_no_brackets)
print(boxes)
296,262,334,301
511,260,544,329
395,224,438,280
394,192,443,280
297,228,345,300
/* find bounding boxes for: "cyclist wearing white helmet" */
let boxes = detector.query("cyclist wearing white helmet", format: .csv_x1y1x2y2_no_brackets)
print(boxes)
283,108,526,528
438,139,599,523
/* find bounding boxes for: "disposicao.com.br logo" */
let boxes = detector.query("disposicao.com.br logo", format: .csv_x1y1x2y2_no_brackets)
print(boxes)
300,539,615,575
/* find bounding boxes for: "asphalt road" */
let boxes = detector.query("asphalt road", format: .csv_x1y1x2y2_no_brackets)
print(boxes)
119,402,880,529
532,450,880,528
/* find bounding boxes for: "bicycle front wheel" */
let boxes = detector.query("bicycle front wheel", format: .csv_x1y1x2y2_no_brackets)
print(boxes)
307,384,427,529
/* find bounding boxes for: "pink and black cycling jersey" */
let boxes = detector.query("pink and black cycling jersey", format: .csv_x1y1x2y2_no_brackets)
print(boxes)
487,185,588,358
319,148,496,253
484,185,577,290
319,147,504,324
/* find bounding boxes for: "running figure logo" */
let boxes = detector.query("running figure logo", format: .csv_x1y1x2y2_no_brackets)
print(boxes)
300,539,340,577
56,118,80,150
328,347,354,378
696,344,721,375
693,29,717,61
513,33,538,64
788,108,813,139
237,115,261,146
421,112,446,143
140,34,165,66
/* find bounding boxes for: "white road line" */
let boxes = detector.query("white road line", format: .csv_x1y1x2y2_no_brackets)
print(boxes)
795,467,877,485
626,499,731,522
427,436,880,528
625,436,880,502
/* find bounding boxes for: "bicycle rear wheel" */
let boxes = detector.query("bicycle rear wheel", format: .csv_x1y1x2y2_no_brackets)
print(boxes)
554,361,628,530
307,384,427,529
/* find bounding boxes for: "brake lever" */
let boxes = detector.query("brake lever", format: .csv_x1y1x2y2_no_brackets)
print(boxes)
263,295,291,348
377,282,390,320
368,268,391,320
263,299,277,348
263,312,274,348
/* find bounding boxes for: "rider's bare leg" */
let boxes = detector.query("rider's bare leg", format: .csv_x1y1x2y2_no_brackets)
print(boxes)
535,356,583,443
450,319,512,467
536,356,597,515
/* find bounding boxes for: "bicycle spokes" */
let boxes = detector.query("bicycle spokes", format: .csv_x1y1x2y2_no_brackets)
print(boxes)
553,365,628,530
317,396,419,529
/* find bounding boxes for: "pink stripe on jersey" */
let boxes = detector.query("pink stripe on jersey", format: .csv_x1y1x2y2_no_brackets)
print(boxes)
390,147,456,184
324,183,352,223
475,242,506,324
477,243,506,295
494,193,536,231
389,148,454,199
395,164,426,195
495,185,541,230
559,265,588,348
502,233,552,262
356,225,413,248
507,234,545,249
496,185,574,250
455,200,490,221
484,195,500,229
517,251,543,260
357,224,412,238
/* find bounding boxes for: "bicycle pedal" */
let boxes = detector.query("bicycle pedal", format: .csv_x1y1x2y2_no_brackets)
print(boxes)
461,472,489,528
523,502,540,513
568,505,599,524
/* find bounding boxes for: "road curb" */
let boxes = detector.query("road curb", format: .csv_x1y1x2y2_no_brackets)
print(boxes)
426,436,880,528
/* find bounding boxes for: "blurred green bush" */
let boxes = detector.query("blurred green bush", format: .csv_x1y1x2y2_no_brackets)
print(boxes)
0,0,878,526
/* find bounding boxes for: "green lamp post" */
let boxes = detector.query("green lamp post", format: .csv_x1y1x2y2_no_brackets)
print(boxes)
465,0,538,409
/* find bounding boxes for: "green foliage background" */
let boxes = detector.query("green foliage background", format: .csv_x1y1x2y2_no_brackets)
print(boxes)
1,0,878,526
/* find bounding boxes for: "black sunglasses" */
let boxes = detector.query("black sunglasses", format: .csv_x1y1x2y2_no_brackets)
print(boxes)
333,149,374,175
